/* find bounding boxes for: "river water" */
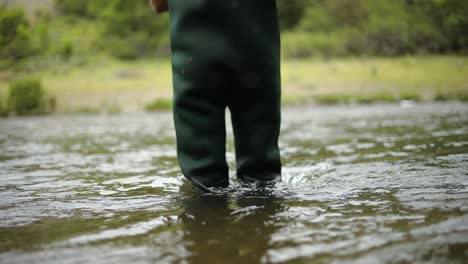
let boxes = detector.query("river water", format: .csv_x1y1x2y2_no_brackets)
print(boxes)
0,102,467,263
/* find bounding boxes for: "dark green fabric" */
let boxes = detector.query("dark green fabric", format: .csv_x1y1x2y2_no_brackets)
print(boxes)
169,0,281,188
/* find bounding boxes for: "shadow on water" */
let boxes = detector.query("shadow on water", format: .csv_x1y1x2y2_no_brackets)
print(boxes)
177,185,285,264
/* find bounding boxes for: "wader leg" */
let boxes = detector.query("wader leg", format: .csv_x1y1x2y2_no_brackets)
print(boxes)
229,66,282,183
227,1,282,183
169,0,281,188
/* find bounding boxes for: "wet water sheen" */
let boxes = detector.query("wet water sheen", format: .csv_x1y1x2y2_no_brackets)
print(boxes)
0,102,467,264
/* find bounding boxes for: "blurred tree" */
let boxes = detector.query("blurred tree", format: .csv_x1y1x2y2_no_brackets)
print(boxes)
53,0,168,59
328,0,368,27
417,0,468,52
5,0,466,61
285,0,463,57
98,0,169,59
54,0,90,17
0,6,35,61
276,0,310,30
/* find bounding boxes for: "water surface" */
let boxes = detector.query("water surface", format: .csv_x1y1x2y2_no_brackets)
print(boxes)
0,102,467,263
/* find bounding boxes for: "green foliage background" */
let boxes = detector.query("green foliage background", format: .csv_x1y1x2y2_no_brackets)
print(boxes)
278,0,468,57
0,0,467,65
7,78,46,115
0,7,35,63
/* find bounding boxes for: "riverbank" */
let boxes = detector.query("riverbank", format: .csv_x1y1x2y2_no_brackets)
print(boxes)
0,56,467,114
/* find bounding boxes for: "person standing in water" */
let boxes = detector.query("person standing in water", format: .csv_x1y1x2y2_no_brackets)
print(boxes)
150,0,282,191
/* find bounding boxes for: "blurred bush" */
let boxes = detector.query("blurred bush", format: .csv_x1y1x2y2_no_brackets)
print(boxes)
54,0,93,17
0,6,36,63
418,0,468,52
0,95,6,117
277,0,309,30
99,0,169,59
7,78,46,115
282,31,346,58
54,0,169,60
279,0,468,58
2,0,468,64
144,98,172,111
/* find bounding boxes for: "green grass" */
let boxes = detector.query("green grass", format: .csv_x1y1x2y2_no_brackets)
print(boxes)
0,56,466,114
0,57,173,113
145,98,173,111
282,56,468,104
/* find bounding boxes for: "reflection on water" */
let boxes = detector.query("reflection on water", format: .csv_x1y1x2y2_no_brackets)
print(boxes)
179,187,285,264
0,103,467,263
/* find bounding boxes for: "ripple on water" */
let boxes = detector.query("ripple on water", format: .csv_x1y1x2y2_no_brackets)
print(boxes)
0,103,467,263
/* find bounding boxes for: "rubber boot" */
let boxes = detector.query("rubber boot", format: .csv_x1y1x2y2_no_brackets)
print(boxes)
169,0,281,188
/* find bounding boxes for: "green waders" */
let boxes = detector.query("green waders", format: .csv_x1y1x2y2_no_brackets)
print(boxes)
169,0,281,189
